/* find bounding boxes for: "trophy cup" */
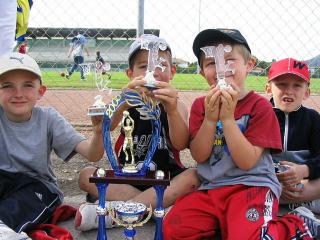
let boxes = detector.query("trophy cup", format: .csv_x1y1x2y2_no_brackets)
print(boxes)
89,88,170,240
87,60,112,116
200,44,235,90
139,36,169,89
108,201,153,240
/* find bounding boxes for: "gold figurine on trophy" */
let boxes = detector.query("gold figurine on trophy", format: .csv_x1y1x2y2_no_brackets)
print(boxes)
121,111,137,173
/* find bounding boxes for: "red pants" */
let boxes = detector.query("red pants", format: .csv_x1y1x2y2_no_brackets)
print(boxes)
163,185,312,240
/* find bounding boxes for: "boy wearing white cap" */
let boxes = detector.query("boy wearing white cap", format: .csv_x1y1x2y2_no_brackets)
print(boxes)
266,58,320,237
0,52,104,239
75,34,200,231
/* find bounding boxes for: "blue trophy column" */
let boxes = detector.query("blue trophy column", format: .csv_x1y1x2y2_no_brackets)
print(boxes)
153,185,167,240
96,182,108,240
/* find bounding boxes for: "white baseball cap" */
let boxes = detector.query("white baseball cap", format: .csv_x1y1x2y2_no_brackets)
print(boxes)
0,52,42,80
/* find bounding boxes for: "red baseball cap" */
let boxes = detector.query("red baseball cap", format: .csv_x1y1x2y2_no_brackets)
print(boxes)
268,58,310,83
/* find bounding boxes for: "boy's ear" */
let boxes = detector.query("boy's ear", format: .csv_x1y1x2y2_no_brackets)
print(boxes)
246,57,255,73
265,83,273,97
170,64,177,79
199,68,205,77
38,85,46,98
126,68,132,79
303,86,311,100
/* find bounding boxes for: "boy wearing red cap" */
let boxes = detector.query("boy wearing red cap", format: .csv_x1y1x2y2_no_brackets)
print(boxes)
266,58,320,237
163,29,314,239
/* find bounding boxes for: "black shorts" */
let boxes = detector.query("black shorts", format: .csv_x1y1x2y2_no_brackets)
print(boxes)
0,170,61,233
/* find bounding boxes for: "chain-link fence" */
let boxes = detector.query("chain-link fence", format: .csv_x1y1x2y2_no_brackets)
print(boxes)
24,0,320,93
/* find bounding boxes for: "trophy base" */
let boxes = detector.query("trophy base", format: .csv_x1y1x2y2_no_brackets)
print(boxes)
87,106,107,116
122,164,139,173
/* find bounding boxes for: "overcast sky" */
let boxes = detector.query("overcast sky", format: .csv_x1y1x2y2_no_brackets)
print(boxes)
29,0,320,62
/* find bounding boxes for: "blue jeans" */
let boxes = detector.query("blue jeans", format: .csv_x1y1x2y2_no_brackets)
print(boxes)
69,56,84,78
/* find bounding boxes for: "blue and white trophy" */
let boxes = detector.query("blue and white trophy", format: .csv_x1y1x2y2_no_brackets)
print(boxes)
89,88,169,240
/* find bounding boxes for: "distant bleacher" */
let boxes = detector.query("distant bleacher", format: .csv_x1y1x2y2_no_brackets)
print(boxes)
24,27,160,70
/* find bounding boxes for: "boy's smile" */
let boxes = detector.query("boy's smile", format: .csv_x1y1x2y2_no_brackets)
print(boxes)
0,70,45,122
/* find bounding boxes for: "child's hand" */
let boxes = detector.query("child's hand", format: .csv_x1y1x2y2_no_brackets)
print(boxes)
126,76,151,96
204,86,221,123
219,83,239,122
152,81,178,114
276,161,307,186
280,184,304,201
90,115,103,134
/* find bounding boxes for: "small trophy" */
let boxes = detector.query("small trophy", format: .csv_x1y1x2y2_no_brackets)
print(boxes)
87,95,107,116
108,201,153,240
200,44,235,90
87,60,112,116
121,110,137,173
139,37,168,89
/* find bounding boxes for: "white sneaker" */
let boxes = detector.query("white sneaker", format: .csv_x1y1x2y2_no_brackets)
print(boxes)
74,202,120,231
290,206,320,238
0,221,31,240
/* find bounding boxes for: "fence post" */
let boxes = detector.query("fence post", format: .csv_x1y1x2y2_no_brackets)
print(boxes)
137,0,144,37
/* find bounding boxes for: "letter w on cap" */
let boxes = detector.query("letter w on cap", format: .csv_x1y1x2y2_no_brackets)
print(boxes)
293,60,306,70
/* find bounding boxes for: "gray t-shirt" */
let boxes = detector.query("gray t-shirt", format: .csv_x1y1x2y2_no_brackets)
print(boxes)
0,106,86,202
190,92,283,199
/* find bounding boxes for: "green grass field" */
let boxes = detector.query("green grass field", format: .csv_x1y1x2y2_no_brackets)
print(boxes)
42,70,320,94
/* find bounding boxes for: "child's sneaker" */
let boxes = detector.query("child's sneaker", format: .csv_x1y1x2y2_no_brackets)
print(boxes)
0,221,31,240
289,200,320,215
290,206,320,239
65,74,70,79
74,202,119,231
302,200,320,215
